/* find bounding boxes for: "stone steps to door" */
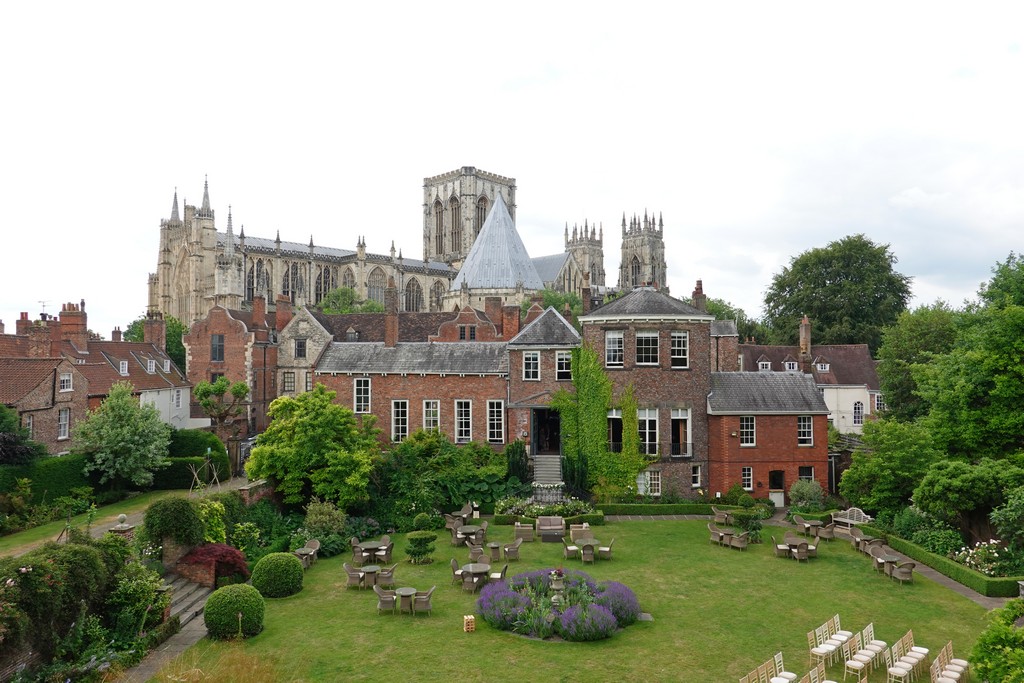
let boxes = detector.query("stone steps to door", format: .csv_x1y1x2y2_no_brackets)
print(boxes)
163,573,213,627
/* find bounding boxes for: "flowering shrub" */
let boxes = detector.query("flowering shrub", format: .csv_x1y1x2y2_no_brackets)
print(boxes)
477,568,639,641
594,581,642,626
559,603,619,641
494,496,595,518
952,539,1003,576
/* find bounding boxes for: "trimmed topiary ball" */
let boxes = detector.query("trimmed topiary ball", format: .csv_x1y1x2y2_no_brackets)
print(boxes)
204,583,265,639
251,552,304,598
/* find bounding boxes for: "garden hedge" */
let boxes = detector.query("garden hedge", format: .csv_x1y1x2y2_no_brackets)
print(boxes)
861,524,1024,598
251,552,304,598
0,454,91,503
596,503,719,516
152,457,206,490
169,429,230,481
204,583,265,639
493,512,605,526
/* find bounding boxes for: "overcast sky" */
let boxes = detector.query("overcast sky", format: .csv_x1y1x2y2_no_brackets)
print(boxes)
2,2,1022,338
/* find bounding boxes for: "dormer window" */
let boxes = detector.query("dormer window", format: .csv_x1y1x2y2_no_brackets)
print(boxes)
147,359,156,374
784,361,797,372
758,361,771,372
817,362,829,372
119,360,129,376
163,359,171,372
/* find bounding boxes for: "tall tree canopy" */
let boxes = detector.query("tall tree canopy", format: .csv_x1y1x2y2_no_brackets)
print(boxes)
762,234,912,355
875,301,959,422
74,382,172,488
914,457,1024,544
124,313,188,371
245,385,379,506
317,287,385,314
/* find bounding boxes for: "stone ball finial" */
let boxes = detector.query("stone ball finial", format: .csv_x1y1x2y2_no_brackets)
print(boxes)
118,514,127,524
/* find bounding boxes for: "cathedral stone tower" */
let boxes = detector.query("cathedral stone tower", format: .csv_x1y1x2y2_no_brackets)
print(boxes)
564,220,605,287
618,211,667,291
422,167,516,268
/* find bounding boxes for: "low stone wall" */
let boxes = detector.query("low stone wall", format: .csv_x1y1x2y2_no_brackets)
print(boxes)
238,479,273,507
174,561,216,588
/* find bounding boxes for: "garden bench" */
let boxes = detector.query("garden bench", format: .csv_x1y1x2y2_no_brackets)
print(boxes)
831,507,872,530
536,516,566,543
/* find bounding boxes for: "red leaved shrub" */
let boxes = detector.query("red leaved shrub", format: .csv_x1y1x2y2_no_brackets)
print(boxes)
179,543,250,579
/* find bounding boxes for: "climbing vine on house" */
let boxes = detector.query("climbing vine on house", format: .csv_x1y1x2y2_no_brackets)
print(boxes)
592,384,646,499
551,344,611,497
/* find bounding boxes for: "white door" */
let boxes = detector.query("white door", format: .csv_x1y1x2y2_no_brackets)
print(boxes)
769,490,785,507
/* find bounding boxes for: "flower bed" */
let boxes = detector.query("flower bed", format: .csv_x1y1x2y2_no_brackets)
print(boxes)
476,568,640,641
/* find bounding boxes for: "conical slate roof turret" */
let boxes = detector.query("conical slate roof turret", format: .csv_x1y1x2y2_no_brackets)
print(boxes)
451,194,543,290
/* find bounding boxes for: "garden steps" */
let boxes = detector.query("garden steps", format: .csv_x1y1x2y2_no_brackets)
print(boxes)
164,573,213,627
533,454,562,485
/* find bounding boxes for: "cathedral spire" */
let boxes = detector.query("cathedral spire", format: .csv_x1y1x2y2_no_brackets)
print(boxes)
225,206,235,257
170,188,180,222
197,175,213,219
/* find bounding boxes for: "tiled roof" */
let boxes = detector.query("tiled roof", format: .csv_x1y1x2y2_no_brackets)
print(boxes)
0,334,29,357
219,233,453,274
309,310,458,343
451,194,544,290
0,358,62,404
63,341,189,394
508,307,581,347
738,343,879,389
583,287,711,320
708,372,829,414
317,342,508,375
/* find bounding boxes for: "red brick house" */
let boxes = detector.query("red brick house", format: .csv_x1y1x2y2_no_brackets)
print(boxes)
182,295,285,435
0,357,90,455
707,372,829,505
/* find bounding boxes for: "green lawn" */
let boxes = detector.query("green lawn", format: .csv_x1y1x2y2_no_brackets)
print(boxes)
156,521,988,682
0,489,187,557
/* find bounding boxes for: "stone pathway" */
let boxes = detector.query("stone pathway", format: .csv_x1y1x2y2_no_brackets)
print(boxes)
604,512,1012,611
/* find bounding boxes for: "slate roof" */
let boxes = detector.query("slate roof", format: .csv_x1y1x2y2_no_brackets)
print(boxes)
582,287,712,320
532,253,570,284
738,343,879,389
508,307,581,347
317,342,508,375
711,320,739,336
707,372,829,414
451,194,544,290
309,310,458,343
0,358,62,404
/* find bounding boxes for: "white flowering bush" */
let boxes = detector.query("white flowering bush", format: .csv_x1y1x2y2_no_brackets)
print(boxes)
951,539,1003,576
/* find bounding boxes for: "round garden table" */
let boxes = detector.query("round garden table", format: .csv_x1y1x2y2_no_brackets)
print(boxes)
396,586,417,614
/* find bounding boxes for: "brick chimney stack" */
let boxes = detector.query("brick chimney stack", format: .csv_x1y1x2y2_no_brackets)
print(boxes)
691,280,707,313
252,295,267,329
27,322,52,357
799,315,812,372
275,294,293,330
484,297,503,337
582,271,592,315
502,304,521,340
144,310,166,352
111,327,122,342
0,320,4,334
59,300,89,352
16,312,30,336
384,277,399,348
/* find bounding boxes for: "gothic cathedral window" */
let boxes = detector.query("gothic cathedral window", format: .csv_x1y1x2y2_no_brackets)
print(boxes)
449,197,461,255
434,200,444,255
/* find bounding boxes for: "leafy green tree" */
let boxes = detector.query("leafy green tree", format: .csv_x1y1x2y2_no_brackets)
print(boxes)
913,458,1024,544
0,404,47,464
701,297,767,344
762,234,911,355
245,385,378,506
991,486,1024,553
916,304,1024,459
317,287,385,314
520,289,583,322
876,301,958,422
123,313,188,371
194,377,250,443
978,251,1024,309
74,382,172,488
551,345,612,494
838,419,942,516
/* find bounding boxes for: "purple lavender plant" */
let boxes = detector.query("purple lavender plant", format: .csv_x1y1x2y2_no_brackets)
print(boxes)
477,581,531,631
558,603,618,641
595,581,641,626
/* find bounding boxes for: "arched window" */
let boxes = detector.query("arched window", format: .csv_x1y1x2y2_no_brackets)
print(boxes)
405,279,424,312
475,196,488,236
449,197,462,254
434,200,444,255
631,256,641,288
853,401,864,426
246,259,267,301
315,265,337,304
283,263,302,303
246,263,255,301
431,280,446,311
367,267,387,304
342,267,355,289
